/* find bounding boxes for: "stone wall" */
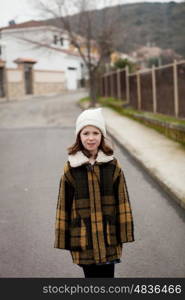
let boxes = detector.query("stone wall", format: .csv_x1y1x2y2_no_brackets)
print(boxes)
7,82,25,100
34,82,66,95
33,69,67,95
3,68,67,100
6,68,25,100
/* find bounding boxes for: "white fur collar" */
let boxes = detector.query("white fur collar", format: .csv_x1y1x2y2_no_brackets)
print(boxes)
68,150,114,168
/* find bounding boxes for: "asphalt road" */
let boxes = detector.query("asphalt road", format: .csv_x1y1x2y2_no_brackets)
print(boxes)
0,91,185,278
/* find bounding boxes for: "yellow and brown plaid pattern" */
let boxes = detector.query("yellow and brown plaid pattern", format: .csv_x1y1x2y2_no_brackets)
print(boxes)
54,158,134,265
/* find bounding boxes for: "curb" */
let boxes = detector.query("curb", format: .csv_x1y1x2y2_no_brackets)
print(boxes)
107,125,185,210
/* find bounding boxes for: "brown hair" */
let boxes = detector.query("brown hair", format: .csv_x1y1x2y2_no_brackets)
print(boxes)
67,132,114,158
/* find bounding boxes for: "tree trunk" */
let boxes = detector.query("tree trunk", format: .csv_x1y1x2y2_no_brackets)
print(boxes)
89,71,97,107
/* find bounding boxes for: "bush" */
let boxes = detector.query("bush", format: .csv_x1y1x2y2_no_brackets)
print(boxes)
113,58,136,72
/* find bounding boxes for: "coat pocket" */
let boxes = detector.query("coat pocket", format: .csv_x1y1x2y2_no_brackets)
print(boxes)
105,215,118,246
70,217,88,251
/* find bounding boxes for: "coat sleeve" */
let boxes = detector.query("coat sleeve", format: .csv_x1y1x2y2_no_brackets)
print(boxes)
114,166,134,243
54,171,74,250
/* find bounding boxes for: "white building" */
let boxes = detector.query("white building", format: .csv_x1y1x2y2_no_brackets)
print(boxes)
0,20,90,100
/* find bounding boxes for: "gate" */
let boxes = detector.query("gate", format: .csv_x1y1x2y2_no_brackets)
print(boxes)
0,67,5,97
24,64,33,94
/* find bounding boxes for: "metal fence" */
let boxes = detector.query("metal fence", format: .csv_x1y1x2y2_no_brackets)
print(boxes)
100,60,185,118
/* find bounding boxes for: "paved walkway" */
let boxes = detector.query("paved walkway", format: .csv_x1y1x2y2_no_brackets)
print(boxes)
101,107,185,210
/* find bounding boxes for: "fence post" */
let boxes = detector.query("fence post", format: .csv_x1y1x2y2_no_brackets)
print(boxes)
117,69,121,99
137,71,141,110
105,75,108,97
126,66,130,103
99,75,102,97
107,73,111,97
101,76,104,97
111,72,114,98
173,60,179,118
107,75,109,97
152,65,157,113
103,74,106,97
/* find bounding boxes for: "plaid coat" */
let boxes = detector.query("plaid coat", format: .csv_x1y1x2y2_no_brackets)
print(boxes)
54,150,134,265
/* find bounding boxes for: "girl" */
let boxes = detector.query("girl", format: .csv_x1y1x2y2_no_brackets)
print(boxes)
54,108,134,278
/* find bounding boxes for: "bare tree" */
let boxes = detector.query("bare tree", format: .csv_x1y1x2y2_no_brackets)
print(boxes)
25,0,123,106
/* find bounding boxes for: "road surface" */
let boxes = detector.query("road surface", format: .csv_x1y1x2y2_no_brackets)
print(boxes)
0,91,185,277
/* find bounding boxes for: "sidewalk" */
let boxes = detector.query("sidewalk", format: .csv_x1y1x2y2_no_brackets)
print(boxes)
101,107,185,210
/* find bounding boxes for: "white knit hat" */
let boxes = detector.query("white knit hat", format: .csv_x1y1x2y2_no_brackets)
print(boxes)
75,108,106,137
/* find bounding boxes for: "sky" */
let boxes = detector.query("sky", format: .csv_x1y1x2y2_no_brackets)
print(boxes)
0,0,183,28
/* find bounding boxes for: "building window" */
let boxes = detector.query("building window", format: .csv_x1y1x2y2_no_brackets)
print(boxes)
53,35,64,47
53,35,58,44
68,67,76,70
60,38,64,46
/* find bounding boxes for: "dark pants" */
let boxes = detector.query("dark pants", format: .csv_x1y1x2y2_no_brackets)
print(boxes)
82,263,115,278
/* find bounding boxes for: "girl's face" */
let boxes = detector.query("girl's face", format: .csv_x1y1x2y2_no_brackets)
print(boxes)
80,125,102,155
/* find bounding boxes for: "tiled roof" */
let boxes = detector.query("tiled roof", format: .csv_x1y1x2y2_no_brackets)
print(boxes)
0,20,47,31
0,59,5,66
